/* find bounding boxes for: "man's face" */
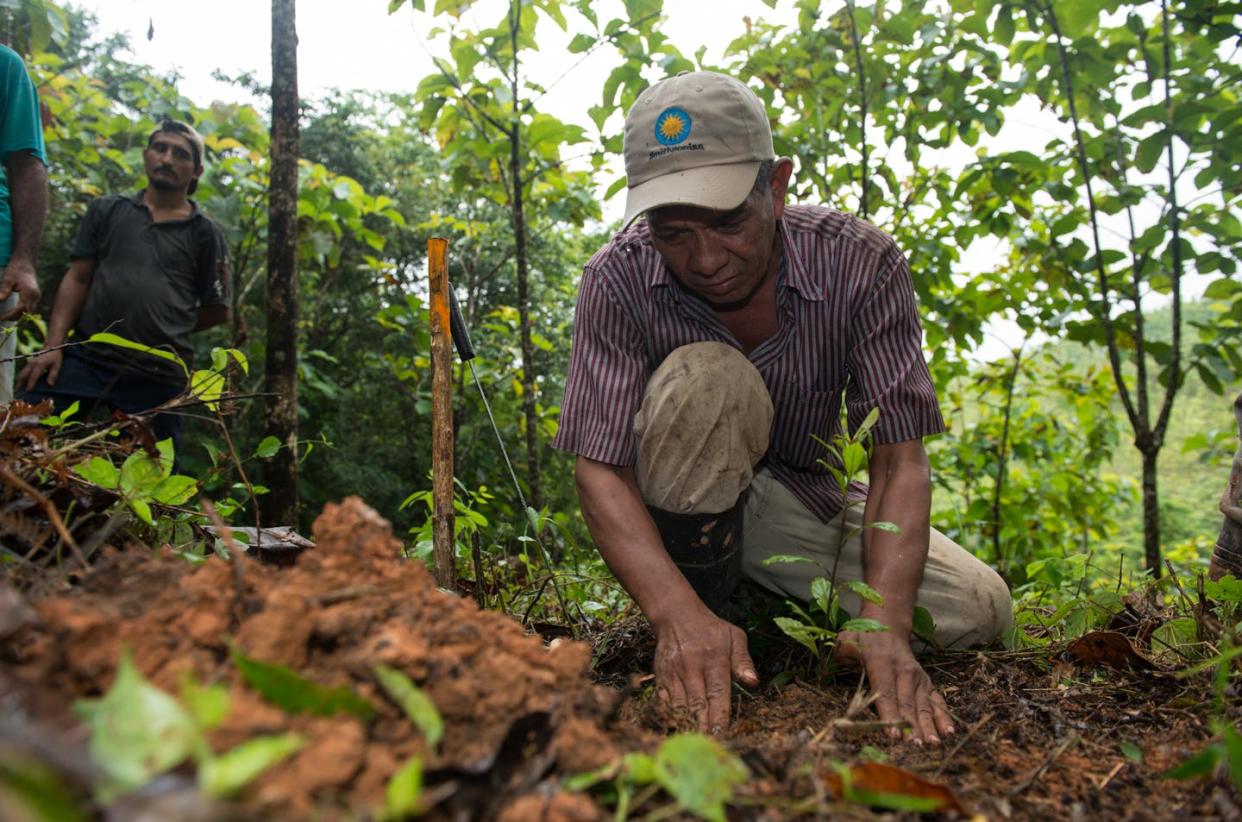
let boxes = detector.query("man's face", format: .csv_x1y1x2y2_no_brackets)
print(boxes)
647,162,790,308
144,131,200,193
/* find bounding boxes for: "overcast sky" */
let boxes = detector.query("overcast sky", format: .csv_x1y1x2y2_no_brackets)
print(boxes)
78,1,796,123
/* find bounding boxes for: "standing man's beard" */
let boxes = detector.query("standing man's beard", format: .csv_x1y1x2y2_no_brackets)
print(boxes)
148,167,179,191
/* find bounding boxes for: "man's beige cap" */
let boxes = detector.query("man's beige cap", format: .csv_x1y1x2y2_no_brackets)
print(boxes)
622,71,774,227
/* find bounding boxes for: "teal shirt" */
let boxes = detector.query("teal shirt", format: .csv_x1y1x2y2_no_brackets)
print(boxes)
0,44,47,267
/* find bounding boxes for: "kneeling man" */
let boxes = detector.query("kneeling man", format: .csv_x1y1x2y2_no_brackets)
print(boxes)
552,71,1011,742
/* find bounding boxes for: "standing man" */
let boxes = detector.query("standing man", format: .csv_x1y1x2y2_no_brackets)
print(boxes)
0,43,48,402
552,72,1011,741
17,119,229,451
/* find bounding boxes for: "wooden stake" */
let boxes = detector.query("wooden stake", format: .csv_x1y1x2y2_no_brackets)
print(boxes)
428,237,456,591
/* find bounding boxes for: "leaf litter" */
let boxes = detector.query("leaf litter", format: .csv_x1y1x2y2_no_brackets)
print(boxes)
0,490,1236,818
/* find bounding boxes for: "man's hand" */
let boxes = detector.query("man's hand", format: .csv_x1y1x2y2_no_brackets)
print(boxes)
0,260,40,321
837,629,953,744
17,347,62,391
652,606,758,734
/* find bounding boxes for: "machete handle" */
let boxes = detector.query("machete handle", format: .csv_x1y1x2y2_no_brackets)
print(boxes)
448,286,476,362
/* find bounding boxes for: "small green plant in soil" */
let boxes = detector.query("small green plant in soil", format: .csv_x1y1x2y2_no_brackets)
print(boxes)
1165,575,1242,793
763,408,934,669
566,732,748,822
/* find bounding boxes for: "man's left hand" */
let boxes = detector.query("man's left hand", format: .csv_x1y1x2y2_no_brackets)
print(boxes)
837,629,954,744
0,260,40,321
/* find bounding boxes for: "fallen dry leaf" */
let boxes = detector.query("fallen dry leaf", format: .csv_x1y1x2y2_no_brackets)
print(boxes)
824,761,962,813
1063,630,1157,671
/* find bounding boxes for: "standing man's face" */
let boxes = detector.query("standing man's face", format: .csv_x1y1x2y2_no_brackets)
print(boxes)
646,160,792,309
144,131,200,193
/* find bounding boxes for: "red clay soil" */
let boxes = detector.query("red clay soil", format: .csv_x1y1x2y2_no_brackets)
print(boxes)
2,497,1237,820
3,498,636,819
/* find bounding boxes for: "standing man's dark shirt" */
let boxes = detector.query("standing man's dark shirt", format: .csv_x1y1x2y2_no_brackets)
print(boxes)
73,192,228,380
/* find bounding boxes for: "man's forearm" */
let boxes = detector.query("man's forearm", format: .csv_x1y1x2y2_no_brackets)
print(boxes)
5,152,47,268
43,270,92,346
858,443,932,633
575,456,705,626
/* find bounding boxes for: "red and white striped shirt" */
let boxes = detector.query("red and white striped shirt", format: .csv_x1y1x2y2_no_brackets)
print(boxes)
551,204,945,523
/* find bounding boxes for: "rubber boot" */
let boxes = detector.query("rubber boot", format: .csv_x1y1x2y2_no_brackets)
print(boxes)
646,491,746,619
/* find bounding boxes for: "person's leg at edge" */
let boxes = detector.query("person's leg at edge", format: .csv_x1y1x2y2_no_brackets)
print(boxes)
741,469,1013,649
0,293,17,403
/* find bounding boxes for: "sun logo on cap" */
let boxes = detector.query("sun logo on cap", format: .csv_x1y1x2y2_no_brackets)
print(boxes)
654,107,692,146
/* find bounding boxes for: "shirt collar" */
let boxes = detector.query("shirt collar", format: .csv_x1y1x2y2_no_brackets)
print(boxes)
777,217,823,301
128,189,201,219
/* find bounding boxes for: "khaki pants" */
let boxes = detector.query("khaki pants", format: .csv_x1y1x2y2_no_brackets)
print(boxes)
634,342,1012,649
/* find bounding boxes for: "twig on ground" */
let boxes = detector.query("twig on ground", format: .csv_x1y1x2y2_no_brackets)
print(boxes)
0,463,85,567
934,710,996,778
1006,732,1080,797
1097,760,1125,790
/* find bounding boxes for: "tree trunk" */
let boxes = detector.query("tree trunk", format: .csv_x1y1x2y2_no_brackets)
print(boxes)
509,2,543,513
1140,448,1161,577
263,0,299,526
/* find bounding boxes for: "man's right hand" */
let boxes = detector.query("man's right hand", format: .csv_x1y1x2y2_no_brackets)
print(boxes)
652,605,758,734
17,348,62,391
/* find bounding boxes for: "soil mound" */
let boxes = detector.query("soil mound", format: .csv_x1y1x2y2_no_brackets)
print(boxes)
4,497,624,818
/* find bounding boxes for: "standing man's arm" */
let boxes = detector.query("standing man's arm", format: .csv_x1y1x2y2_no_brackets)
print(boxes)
576,456,758,733
195,303,228,330
836,439,953,744
0,150,47,319
192,224,230,331
17,257,95,389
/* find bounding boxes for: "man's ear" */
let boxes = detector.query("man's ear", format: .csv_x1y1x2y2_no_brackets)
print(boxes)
770,158,794,221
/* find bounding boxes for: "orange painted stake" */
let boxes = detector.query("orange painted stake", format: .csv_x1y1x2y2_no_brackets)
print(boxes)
427,237,456,591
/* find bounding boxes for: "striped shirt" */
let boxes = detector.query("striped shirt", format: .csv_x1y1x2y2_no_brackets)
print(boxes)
551,204,945,523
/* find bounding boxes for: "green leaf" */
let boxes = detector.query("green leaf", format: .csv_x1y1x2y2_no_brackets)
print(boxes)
120,450,165,497
228,348,249,375
568,32,595,53
190,369,226,411
1135,132,1166,173
0,758,89,822
624,751,658,783
761,553,814,566
841,441,867,478
857,407,881,438
211,347,228,371
75,456,119,489
1163,744,1221,780
653,734,748,822
1119,740,1143,763
87,333,188,375
810,576,832,614
373,665,444,749
199,734,306,798
74,650,201,801
151,475,198,506
912,606,936,644
129,498,154,526
869,521,902,534
839,618,889,633
384,756,424,819
604,175,627,199
774,616,822,656
233,648,375,720
255,436,282,459
179,672,231,731
846,580,884,606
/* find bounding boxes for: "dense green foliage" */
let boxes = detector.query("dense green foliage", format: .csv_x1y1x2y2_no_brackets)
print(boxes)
7,0,1239,595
